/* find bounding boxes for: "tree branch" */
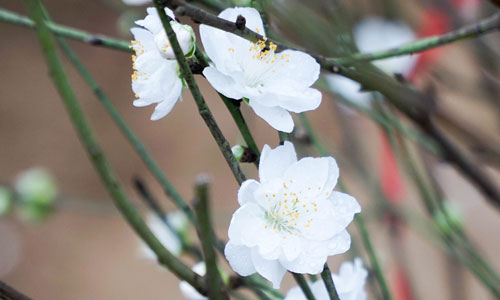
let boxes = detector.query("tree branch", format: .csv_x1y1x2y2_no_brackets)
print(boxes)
25,0,205,292
0,281,33,300
321,264,341,300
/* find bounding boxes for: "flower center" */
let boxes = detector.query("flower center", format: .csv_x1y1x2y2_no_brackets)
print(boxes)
262,180,323,237
154,31,176,60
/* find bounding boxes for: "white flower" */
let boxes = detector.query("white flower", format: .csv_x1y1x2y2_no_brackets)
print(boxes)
140,213,182,259
122,0,150,5
285,258,368,300
224,142,361,288
131,7,196,120
326,17,417,108
200,7,322,133
179,262,207,300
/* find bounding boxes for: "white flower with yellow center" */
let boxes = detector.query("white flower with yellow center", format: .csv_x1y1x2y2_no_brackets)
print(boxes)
285,258,368,300
130,7,195,120
200,7,322,133
225,142,361,288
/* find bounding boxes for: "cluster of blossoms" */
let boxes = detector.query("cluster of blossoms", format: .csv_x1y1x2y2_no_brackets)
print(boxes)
129,4,364,299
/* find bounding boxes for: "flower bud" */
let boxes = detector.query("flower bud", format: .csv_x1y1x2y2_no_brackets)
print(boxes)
435,202,463,235
0,186,12,216
15,168,58,207
231,144,245,162
154,22,196,60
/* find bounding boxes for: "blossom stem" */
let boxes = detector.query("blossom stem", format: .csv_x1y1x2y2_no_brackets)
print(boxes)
193,176,229,300
0,281,33,300
0,8,131,52
292,273,316,300
153,1,246,185
194,48,260,164
24,0,206,292
321,264,341,300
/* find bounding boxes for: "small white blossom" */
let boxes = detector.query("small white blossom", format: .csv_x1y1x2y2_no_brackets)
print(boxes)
285,258,368,300
179,262,207,300
131,8,196,120
140,213,182,259
15,168,57,206
200,7,322,133
224,142,361,288
326,17,417,108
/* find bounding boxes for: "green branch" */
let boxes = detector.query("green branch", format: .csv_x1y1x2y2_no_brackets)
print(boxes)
24,0,205,292
153,2,246,185
0,8,131,52
292,273,316,300
321,264,341,300
193,176,228,300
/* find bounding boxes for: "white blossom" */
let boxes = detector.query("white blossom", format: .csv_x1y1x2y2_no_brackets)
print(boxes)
224,142,361,288
200,7,322,133
130,7,195,120
179,262,207,300
140,213,182,259
285,258,368,300
326,17,417,108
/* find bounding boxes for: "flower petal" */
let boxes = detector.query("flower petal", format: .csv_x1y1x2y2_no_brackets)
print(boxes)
251,247,287,288
228,203,265,247
284,157,331,197
203,67,246,99
325,74,373,108
225,241,256,276
238,179,260,205
249,100,294,132
254,87,321,113
218,7,265,35
259,141,297,183
266,49,320,90
327,192,361,232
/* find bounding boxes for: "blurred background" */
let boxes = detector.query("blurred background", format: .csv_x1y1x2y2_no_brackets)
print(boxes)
1,0,500,299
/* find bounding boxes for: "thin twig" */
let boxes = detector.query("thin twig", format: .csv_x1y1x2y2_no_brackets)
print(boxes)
193,175,229,300
321,264,341,300
0,281,33,300
25,0,205,292
292,273,316,300
153,1,246,185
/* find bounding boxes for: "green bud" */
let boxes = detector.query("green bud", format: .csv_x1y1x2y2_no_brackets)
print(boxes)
232,145,245,162
17,203,52,224
15,168,58,207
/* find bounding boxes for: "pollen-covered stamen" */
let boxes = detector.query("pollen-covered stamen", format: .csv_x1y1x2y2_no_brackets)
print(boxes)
263,181,322,237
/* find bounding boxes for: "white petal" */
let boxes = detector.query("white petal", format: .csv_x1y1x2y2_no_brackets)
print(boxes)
179,262,207,300
328,192,361,232
284,157,331,196
150,93,179,120
259,141,297,182
238,179,260,205
203,67,246,99
321,157,340,192
255,87,322,113
279,240,327,274
251,248,287,288
249,100,294,132
266,49,320,90
281,235,302,261
141,213,182,258
325,74,372,108
224,241,256,276
228,203,265,247
284,285,309,300
123,0,150,6
324,230,352,256
130,27,155,50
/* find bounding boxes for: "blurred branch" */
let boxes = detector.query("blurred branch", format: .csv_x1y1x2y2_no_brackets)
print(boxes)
193,175,229,300
292,273,316,300
0,281,33,300
153,1,246,185
321,264,341,300
335,13,500,65
0,8,131,52
25,0,206,292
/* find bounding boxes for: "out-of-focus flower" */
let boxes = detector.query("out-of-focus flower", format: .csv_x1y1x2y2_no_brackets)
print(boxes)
200,7,321,133
225,142,360,288
285,258,368,300
140,213,182,259
179,262,207,300
122,0,150,6
326,17,417,108
0,186,12,217
130,7,196,120
15,168,57,207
